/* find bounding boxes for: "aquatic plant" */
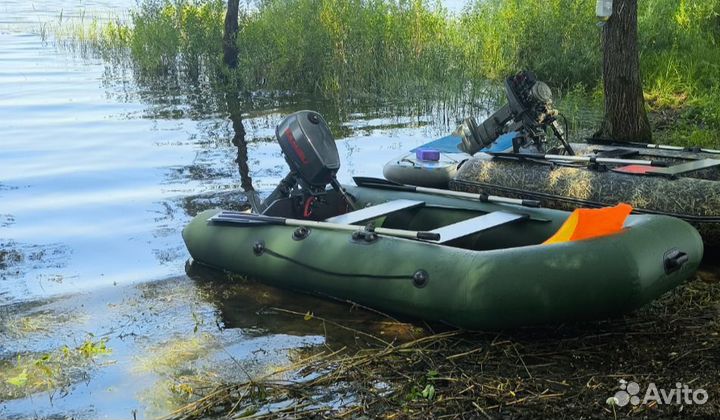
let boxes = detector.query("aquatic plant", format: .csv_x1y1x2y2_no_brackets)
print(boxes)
126,0,225,80
239,0,466,101
2,311,80,338
52,0,720,146
134,334,216,375
0,336,111,400
132,333,219,414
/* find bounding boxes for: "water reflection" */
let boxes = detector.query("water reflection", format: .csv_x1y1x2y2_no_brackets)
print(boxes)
186,261,419,343
0,240,71,306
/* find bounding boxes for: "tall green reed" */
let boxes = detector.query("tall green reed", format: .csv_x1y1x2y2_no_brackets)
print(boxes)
57,0,720,145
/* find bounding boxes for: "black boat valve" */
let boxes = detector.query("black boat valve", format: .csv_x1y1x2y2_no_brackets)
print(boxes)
293,226,311,240
412,269,429,288
663,249,689,274
253,240,265,256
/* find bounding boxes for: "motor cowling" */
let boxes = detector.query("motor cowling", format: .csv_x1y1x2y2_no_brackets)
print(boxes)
260,110,356,215
276,110,340,188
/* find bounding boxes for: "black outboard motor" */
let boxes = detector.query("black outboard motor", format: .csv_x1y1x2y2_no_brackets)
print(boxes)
277,110,340,189
459,71,574,155
261,110,356,216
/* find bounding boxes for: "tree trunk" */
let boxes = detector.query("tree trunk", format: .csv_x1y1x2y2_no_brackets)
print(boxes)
595,0,652,143
223,0,240,69
223,0,259,209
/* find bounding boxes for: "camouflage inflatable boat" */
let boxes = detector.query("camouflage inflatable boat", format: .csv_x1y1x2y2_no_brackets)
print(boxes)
452,140,720,247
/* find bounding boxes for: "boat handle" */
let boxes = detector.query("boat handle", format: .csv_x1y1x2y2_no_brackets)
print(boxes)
663,249,689,274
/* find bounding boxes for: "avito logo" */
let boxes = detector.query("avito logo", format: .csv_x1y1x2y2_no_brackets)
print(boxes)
607,379,709,407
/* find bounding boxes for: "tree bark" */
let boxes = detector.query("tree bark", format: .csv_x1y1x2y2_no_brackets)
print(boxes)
595,0,652,143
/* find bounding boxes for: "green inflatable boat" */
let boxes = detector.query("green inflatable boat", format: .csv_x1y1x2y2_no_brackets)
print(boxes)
183,111,703,329
183,183,702,329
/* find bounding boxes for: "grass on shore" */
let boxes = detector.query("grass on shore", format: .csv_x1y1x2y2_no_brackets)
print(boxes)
158,270,720,420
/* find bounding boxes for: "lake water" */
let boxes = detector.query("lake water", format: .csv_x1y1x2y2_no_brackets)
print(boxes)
0,1,468,418
0,0,716,418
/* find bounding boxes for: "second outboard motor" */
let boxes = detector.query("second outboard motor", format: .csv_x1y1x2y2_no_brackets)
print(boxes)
261,110,356,215
459,71,574,156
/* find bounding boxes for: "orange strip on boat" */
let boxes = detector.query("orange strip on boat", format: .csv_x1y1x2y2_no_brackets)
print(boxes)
543,203,633,245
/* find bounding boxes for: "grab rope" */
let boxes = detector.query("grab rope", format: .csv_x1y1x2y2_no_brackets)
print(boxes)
260,246,413,279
